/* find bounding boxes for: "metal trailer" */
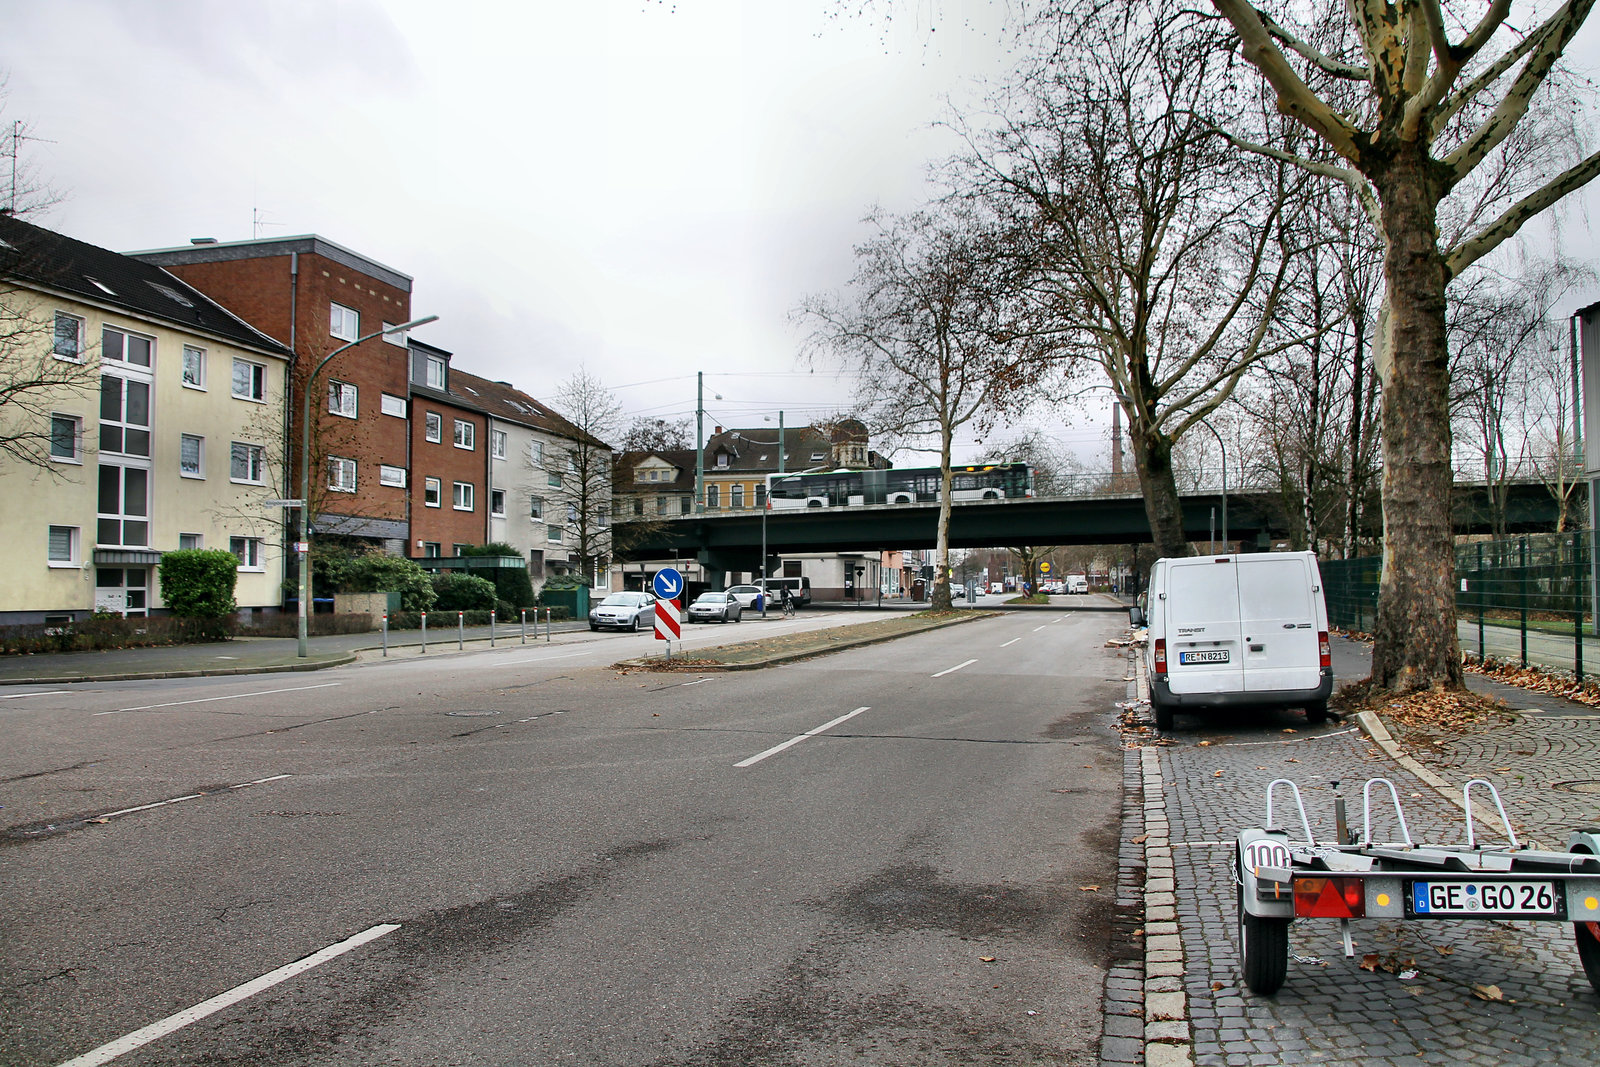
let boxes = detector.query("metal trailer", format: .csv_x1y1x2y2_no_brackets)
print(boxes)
1233,777,1600,996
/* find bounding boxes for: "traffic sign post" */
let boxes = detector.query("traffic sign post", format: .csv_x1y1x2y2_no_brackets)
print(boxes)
652,568,684,600
651,569,685,657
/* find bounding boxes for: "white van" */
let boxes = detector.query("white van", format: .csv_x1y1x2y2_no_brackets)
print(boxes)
1132,552,1332,731
1065,574,1089,595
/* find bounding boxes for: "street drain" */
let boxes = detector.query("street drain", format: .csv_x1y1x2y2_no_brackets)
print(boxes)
1552,780,1600,795
444,710,501,718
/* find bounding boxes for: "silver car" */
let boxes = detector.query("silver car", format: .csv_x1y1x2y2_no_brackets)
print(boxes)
687,592,742,623
589,591,656,632
725,584,763,610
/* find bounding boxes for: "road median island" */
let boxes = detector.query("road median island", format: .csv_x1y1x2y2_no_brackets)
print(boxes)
614,609,997,672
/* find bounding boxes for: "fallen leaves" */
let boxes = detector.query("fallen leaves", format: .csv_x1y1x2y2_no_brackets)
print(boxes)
1360,953,1416,976
1472,983,1504,1001
1078,885,1101,892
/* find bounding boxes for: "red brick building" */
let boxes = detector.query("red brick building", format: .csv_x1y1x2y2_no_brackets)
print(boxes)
406,339,489,555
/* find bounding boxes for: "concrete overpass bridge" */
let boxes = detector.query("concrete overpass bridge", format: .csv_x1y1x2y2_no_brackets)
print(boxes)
614,480,1569,576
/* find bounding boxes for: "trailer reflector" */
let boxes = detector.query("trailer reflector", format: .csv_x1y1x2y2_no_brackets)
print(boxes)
1295,876,1366,918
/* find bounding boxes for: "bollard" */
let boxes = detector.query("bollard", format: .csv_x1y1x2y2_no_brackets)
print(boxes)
421,611,428,653
520,609,527,644
382,613,389,657
458,611,464,650
490,610,496,647
545,607,552,642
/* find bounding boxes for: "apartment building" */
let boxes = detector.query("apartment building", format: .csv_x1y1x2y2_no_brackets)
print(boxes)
0,215,293,623
406,340,488,556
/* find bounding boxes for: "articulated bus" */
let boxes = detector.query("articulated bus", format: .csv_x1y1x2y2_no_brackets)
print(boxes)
766,463,1034,509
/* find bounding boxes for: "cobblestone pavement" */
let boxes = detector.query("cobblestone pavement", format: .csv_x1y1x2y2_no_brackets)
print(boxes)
1121,638,1600,1065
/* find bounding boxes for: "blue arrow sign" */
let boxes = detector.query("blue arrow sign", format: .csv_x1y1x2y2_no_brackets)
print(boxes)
652,567,684,600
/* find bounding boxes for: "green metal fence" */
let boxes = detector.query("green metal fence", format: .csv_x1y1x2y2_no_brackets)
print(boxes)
1320,530,1597,680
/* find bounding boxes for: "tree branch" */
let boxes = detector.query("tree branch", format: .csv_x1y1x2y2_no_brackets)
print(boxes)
1257,9,1369,80
1445,147,1600,278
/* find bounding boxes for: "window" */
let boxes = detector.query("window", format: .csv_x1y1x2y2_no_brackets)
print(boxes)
97,465,149,546
102,326,153,368
528,549,544,578
635,498,645,517
491,429,506,459
424,477,441,507
328,456,357,493
452,543,469,556
381,393,407,418
810,453,826,462
50,414,81,462
598,506,609,527
379,464,407,487
230,536,263,570
731,484,744,509
230,442,266,483
453,481,474,510
47,525,79,566
424,355,446,390
756,484,767,507
453,419,474,450
649,470,660,481
330,302,359,340
422,542,442,557
425,412,442,442
547,471,562,488
530,440,544,465
655,496,667,515
715,452,729,468
382,322,408,347
707,484,720,508
328,380,358,418
54,312,84,360
181,346,205,389
548,525,563,542
179,533,203,550
99,375,151,457
567,503,578,524
232,359,266,401
180,434,204,477
528,495,543,520
490,489,506,516
680,496,691,515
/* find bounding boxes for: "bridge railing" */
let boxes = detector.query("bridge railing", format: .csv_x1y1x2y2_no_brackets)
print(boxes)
1322,529,1600,680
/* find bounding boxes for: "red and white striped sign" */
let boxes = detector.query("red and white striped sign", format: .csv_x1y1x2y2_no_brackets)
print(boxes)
654,598,681,641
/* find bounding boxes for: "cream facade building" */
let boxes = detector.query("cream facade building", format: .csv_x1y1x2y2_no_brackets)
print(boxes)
0,215,293,624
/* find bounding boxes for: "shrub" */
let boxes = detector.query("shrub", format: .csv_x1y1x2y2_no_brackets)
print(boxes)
159,550,239,618
432,573,498,611
343,551,436,612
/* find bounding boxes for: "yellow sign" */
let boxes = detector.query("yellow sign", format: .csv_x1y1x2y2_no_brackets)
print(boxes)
1039,562,1052,573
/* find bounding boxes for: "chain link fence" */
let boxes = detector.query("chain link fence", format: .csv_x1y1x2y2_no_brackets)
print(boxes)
1321,531,1598,679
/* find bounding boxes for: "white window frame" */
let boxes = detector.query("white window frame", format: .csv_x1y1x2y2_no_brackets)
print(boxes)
453,419,474,450
381,322,409,347
47,524,79,567
490,488,506,517
49,413,82,464
381,393,407,418
53,312,85,362
424,476,441,508
491,429,507,460
230,442,266,484
181,345,205,389
379,464,407,487
425,355,446,390
230,536,264,571
232,358,267,402
328,380,358,419
452,481,475,511
99,374,152,458
424,412,442,443
547,525,563,543
102,325,153,368
530,440,545,465
179,532,204,550
330,302,359,341
180,433,204,478
528,495,543,520
328,456,357,493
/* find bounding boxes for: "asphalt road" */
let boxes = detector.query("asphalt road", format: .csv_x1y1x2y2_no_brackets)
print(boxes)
1,609,1127,1066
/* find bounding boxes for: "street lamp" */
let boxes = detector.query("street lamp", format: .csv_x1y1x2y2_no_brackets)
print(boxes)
296,314,439,657
1194,418,1228,553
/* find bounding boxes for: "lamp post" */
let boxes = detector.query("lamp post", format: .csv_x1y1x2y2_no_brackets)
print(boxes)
1195,418,1228,553
296,314,438,657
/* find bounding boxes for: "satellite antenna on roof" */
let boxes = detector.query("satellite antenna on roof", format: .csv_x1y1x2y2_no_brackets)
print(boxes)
252,206,284,240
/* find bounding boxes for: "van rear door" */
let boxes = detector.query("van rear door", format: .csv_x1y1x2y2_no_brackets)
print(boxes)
1163,558,1245,696
1237,555,1320,693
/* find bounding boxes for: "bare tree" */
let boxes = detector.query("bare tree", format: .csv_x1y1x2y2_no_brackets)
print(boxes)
619,415,693,451
1214,0,1600,693
799,203,1045,610
547,368,621,587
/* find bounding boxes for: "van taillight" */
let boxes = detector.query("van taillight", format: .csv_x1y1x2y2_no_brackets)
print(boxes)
1154,639,1167,672
1318,631,1331,668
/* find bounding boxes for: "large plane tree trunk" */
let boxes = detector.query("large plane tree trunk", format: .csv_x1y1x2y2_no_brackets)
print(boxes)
1128,420,1190,560
1369,148,1463,693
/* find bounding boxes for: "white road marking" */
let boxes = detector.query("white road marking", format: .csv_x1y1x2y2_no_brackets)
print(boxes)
735,706,870,768
104,683,341,715
0,690,68,700
54,923,400,1067
92,775,293,822
1033,625,1047,632
1000,638,1021,648
931,659,977,678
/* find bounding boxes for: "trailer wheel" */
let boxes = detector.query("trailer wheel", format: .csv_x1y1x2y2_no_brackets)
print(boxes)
1576,922,1600,995
1238,880,1289,995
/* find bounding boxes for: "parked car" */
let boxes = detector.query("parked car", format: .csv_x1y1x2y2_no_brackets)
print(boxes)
687,591,742,623
725,584,764,610
589,591,657,632
755,576,811,606
951,585,966,599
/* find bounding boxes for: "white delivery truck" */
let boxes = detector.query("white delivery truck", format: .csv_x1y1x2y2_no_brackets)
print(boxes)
1131,551,1332,731
1065,573,1089,594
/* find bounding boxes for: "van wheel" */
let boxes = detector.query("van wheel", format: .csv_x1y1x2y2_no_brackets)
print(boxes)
1305,702,1329,724
1153,701,1174,731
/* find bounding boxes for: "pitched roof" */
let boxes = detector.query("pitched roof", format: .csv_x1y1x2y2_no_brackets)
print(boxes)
447,367,610,450
704,425,837,474
615,449,697,492
0,213,291,358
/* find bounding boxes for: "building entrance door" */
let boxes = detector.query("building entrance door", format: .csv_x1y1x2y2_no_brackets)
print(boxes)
95,567,149,617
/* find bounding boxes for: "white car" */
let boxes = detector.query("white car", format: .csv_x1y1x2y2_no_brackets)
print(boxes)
687,592,742,623
588,591,657,632
725,584,764,610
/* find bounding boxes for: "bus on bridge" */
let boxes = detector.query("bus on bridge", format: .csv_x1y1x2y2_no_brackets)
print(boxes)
768,462,1034,509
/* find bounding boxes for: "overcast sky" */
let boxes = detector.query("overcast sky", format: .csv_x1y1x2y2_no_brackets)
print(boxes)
5,0,1598,468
